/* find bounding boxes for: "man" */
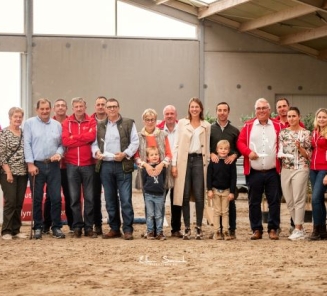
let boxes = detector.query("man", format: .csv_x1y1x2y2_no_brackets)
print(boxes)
90,96,108,235
62,97,97,238
157,105,182,238
24,98,65,239
209,102,240,239
275,97,305,128
237,98,282,240
92,98,139,240
43,98,74,234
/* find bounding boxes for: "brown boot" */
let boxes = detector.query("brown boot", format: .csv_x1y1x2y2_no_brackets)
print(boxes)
309,225,320,240
319,225,327,240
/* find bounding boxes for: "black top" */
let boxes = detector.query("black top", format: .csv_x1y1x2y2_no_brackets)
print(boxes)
142,164,166,196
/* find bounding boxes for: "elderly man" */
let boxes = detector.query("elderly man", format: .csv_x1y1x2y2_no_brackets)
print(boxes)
43,98,73,234
237,98,282,240
62,97,97,238
210,102,240,239
24,98,65,239
92,98,139,240
157,105,182,238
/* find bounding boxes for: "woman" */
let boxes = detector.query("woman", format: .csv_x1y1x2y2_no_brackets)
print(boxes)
0,107,28,240
135,108,173,240
309,108,327,240
172,98,211,240
278,107,311,241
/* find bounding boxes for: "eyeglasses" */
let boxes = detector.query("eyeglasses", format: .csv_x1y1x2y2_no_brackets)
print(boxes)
106,105,118,109
256,106,269,111
145,118,156,123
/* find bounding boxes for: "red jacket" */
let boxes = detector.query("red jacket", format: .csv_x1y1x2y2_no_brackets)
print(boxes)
237,118,281,175
62,113,96,166
310,130,327,170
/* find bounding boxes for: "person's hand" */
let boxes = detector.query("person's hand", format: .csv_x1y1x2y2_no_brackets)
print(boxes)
6,171,13,183
96,150,104,160
249,151,259,160
153,162,164,176
225,154,237,164
114,152,126,162
28,163,39,176
50,153,61,162
228,193,234,201
210,153,218,163
144,163,156,177
207,190,213,199
171,166,178,178
323,175,327,186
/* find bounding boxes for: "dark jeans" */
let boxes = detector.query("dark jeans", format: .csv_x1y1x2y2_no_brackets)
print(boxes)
93,171,103,227
247,168,281,232
219,200,236,231
310,170,327,226
100,161,134,233
183,155,204,228
0,174,28,235
30,161,62,230
43,168,73,230
67,164,94,231
166,188,182,233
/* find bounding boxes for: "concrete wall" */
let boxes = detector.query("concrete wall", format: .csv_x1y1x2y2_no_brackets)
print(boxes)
31,37,200,129
204,21,327,128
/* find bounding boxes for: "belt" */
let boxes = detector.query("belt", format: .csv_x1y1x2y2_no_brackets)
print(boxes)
188,153,202,157
35,159,51,164
252,168,275,173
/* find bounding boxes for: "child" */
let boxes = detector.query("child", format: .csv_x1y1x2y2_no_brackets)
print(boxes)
142,146,167,240
207,140,237,240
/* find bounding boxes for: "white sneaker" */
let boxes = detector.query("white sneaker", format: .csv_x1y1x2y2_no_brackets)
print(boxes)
14,233,28,239
2,234,13,240
288,229,305,241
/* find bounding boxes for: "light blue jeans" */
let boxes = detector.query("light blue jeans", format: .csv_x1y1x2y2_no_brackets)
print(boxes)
144,193,165,234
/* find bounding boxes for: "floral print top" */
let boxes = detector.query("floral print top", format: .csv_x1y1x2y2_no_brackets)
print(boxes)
278,128,311,170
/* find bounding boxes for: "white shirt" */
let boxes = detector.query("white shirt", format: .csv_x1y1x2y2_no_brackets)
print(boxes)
164,123,177,151
188,126,202,154
249,119,276,170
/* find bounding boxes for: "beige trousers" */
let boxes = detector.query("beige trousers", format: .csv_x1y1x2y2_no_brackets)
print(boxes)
212,188,230,232
281,168,309,225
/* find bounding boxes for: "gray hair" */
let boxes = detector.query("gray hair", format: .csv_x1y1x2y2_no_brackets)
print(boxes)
71,97,86,106
8,107,24,118
254,98,271,110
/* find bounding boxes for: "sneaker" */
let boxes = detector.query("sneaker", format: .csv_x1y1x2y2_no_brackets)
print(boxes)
157,232,166,241
195,227,203,240
147,232,155,240
229,230,236,240
183,228,191,240
2,234,13,240
288,229,305,241
52,228,65,239
34,229,42,240
14,233,27,239
213,230,224,240
224,231,232,240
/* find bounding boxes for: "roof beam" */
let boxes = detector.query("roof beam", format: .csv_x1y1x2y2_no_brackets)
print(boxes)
280,24,327,44
239,5,317,32
198,0,251,19
292,0,327,10
155,0,171,5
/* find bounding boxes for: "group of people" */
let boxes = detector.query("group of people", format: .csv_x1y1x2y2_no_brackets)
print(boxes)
0,96,326,241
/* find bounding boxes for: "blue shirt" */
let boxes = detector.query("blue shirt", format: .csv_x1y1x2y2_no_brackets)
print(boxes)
92,119,139,161
24,116,64,163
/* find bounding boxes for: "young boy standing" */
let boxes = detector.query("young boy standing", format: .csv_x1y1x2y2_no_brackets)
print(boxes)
207,140,237,240
142,146,167,240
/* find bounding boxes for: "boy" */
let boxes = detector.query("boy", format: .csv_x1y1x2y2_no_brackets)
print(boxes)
142,146,167,240
207,140,237,240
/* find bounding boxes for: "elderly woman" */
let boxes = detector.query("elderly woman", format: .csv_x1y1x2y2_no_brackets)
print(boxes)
0,107,28,240
172,98,211,240
309,108,327,240
134,108,173,240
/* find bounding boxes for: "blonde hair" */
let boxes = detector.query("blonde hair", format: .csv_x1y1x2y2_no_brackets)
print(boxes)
314,108,327,139
142,108,157,120
217,139,230,149
146,146,158,157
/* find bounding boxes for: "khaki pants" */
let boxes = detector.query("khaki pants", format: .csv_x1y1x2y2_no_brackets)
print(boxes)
212,188,230,232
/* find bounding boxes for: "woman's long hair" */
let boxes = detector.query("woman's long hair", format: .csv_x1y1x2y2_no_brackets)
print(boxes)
314,108,327,139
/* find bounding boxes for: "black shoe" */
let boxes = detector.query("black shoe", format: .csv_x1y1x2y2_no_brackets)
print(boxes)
73,228,82,238
34,229,42,240
52,228,65,239
94,225,103,235
85,229,97,238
